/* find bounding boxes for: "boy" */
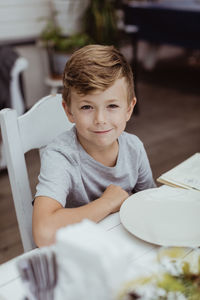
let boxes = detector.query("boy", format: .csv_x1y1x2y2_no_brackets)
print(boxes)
33,45,155,247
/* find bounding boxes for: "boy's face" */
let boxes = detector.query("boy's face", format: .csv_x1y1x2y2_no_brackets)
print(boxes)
62,77,136,154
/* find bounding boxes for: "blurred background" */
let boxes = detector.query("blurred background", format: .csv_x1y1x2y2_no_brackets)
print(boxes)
0,0,200,263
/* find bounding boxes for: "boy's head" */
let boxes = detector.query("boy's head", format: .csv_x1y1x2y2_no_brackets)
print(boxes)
62,44,135,106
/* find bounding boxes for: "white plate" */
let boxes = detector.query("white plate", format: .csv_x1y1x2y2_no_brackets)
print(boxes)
120,186,200,247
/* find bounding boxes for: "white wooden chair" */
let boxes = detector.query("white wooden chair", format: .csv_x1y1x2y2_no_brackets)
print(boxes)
0,94,73,252
0,56,28,170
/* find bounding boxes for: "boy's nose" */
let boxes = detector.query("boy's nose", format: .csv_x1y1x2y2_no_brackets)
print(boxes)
94,109,106,124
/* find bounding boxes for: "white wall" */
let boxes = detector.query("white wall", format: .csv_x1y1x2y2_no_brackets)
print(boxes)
0,0,50,42
0,0,52,108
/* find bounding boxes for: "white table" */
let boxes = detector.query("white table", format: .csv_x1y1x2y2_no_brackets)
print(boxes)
0,212,193,300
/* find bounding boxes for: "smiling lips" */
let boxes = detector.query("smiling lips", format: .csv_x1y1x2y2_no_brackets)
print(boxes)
93,129,112,134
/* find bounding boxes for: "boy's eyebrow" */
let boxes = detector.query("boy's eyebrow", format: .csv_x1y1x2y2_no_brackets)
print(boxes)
78,98,120,103
77,99,93,105
106,98,120,102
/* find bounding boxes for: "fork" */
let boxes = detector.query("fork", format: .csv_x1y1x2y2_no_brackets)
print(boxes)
17,249,57,300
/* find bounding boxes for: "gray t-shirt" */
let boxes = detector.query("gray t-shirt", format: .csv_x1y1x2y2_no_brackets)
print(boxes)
35,126,155,207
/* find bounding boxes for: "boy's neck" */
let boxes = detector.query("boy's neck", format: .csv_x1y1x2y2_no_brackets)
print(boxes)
81,140,119,167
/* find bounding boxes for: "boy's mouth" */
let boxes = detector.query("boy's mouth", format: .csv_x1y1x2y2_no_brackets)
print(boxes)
93,129,112,134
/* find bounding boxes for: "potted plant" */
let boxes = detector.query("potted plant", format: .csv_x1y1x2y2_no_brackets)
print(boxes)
50,0,90,36
39,0,124,78
39,12,92,79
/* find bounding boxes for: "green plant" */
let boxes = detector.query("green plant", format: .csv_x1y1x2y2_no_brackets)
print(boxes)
40,0,120,51
119,249,200,300
40,17,92,53
84,0,119,46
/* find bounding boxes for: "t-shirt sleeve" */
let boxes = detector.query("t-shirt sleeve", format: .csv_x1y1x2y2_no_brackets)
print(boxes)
134,143,156,192
35,147,72,207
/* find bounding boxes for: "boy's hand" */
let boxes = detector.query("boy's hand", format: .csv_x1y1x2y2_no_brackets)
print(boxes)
101,184,129,213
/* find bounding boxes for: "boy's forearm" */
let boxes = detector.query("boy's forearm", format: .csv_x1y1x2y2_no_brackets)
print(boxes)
52,196,113,227
33,196,113,247
33,185,128,247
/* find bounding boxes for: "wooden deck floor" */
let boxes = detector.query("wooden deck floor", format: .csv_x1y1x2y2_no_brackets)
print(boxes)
0,55,200,264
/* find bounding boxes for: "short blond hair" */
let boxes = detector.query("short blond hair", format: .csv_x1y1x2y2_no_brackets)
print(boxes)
62,44,135,106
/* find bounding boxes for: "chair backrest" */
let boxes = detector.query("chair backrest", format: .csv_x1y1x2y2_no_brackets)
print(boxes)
0,94,73,252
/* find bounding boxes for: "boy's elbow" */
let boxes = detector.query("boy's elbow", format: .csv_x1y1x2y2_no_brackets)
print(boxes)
32,219,56,247
32,196,63,247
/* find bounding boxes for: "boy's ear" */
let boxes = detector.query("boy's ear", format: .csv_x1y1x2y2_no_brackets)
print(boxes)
62,100,75,123
126,97,137,121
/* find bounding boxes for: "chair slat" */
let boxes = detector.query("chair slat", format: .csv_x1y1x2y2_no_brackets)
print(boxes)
19,94,72,153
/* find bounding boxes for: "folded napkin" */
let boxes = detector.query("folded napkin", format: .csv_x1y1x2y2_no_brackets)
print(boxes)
17,219,133,300
54,219,133,300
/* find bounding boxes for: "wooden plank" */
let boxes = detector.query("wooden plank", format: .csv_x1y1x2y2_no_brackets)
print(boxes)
0,0,50,40
0,6,50,22
0,21,47,40
0,226,23,264
0,0,49,6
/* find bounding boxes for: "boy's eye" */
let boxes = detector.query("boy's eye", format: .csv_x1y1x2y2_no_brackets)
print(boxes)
81,105,93,110
108,104,119,109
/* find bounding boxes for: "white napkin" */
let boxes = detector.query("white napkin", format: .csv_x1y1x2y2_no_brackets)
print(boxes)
54,219,133,300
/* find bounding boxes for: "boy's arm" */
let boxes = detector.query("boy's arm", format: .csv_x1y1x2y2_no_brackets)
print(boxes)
134,144,156,192
32,184,128,247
